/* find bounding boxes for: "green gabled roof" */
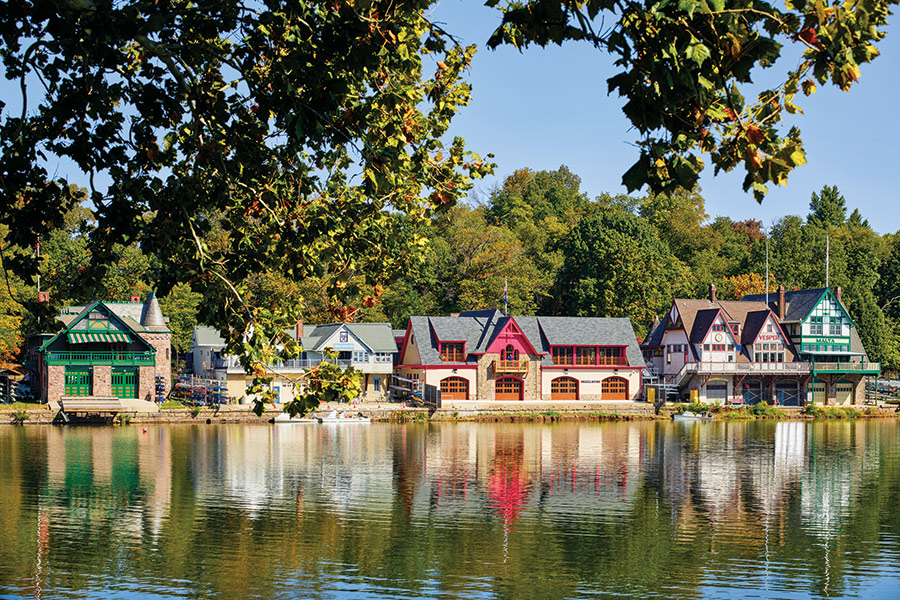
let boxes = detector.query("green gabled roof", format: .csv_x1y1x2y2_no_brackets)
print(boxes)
39,300,154,352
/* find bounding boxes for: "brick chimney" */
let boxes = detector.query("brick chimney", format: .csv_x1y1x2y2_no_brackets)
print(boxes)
836,286,842,303
130,294,141,303
450,312,460,318
708,284,717,303
778,285,786,320
295,318,304,340
37,291,49,303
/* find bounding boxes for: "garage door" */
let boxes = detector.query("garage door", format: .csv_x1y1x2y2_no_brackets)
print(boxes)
602,377,628,400
112,367,137,399
440,376,469,401
64,367,92,396
706,382,728,404
835,381,854,405
551,377,578,400
810,380,826,404
495,377,523,401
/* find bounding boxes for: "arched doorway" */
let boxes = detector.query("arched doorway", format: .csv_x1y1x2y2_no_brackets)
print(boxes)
495,376,523,401
835,380,854,405
551,376,578,400
774,380,800,406
743,380,763,404
809,379,827,405
602,376,628,400
440,376,469,401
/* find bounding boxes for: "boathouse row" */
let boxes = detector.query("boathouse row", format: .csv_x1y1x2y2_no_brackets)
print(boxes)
27,295,172,404
395,310,645,406
642,285,880,406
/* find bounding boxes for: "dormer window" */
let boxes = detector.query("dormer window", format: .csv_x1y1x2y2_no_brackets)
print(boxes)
440,342,465,362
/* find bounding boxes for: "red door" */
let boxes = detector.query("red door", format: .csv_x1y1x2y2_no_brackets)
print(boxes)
495,377,523,401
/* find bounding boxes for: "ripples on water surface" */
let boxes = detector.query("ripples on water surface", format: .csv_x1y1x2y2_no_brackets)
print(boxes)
0,420,898,599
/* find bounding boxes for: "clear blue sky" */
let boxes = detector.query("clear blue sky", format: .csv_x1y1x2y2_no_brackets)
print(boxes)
429,1,900,234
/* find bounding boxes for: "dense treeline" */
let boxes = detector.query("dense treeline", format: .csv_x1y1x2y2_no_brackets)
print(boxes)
2,166,898,373
363,167,899,372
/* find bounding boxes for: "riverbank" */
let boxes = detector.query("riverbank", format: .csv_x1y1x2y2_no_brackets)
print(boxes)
3,400,899,425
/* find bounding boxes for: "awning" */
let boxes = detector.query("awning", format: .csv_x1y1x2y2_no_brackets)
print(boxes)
67,331,132,344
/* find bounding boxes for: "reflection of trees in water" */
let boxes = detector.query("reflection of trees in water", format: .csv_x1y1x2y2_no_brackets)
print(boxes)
0,421,899,599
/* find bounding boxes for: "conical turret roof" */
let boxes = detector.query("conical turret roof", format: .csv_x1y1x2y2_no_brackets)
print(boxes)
141,291,168,331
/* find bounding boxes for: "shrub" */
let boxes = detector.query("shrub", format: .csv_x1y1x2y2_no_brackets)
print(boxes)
749,402,786,418
803,405,861,419
722,408,753,420
191,405,203,418
117,413,133,425
12,410,28,424
678,401,713,415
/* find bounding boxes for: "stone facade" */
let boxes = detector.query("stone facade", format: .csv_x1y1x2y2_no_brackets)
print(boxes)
47,365,65,401
475,353,542,401
138,332,172,396
93,365,112,397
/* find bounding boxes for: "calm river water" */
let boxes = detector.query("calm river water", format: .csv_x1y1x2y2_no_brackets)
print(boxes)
0,420,899,599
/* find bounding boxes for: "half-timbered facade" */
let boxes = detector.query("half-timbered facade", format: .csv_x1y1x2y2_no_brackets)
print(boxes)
396,310,645,406
742,286,880,405
643,285,880,405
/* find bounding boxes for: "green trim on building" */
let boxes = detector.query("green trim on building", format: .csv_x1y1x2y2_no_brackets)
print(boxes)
111,367,137,398
64,367,92,396
46,351,155,366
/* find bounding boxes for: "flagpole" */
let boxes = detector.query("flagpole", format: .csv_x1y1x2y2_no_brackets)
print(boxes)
826,234,830,289
765,238,769,306
504,277,508,316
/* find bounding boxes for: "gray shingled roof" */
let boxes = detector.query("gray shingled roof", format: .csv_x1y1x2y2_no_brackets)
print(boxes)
63,299,171,332
405,314,645,368
689,309,721,344
193,325,226,347
849,328,870,360
643,317,663,347
742,288,828,323
293,323,397,352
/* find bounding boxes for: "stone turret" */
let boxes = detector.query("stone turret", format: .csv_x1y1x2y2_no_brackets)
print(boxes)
138,291,171,401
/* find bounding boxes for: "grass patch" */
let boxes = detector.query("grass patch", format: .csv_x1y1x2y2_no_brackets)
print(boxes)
160,399,188,409
190,405,203,417
12,410,28,424
117,413,133,425
0,401,41,412
803,405,862,419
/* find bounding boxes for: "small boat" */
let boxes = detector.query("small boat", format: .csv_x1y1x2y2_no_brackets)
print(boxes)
273,409,370,424
673,411,714,421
